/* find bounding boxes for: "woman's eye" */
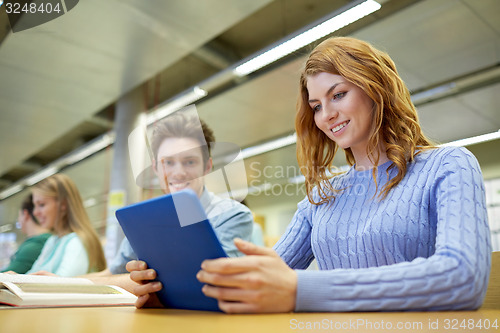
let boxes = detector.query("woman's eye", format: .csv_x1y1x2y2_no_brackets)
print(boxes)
312,104,321,112
333,92,346,100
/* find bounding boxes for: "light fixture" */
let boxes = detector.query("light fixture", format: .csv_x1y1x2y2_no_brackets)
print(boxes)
0,224,13,233
440,130,500,147
0,184,23,200
233,0,381,76
239,133,297,160
64,132,115,166
83,197,98,208
25,166,59,186
411,83,457,104
147,86,207,125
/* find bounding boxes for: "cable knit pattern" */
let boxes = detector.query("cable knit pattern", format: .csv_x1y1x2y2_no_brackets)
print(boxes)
274,146,491,312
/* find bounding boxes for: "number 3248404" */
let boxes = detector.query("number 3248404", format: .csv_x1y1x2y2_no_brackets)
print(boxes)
443,319,499,330
5,2,62,14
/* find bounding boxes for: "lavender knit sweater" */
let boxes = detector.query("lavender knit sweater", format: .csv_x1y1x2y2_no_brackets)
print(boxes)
274,146,491,312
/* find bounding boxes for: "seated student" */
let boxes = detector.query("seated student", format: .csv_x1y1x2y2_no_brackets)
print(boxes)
27,174,106,277
82,113,253,288
129,37,491,312
1,194,50,274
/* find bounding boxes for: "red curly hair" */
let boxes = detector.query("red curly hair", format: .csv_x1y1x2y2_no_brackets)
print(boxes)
296,37,434,205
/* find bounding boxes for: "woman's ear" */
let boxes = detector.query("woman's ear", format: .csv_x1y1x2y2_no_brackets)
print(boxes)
59,199,68,213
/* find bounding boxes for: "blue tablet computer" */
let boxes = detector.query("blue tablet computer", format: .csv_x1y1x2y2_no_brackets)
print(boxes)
115,190,227,312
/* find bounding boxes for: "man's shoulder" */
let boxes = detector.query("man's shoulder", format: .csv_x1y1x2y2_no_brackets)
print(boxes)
205,191,250,213
204,192,252,226
32,233,51,243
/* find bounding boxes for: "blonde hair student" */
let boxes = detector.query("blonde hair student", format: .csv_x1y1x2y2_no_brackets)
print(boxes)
28,174,106,276
129,37,491,313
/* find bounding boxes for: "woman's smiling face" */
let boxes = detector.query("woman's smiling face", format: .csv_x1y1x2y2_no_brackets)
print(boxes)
32,192,59,231
307,72,374,159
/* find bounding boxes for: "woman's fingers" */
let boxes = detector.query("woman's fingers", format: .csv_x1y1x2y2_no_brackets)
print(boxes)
201,254,278,275
201,284,258,302
197,269,267,289
233,238,278,257
198,250,297,314
218,300,261,314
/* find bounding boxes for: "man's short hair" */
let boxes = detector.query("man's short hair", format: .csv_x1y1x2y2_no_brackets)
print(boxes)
21,193,39,225
150,113,215,164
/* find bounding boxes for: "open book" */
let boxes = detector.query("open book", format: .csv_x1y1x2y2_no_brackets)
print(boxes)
0,273,137,308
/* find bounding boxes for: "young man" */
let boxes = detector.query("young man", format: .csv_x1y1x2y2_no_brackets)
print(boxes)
110,112,253,273
86,112,253,289
2,194,51,273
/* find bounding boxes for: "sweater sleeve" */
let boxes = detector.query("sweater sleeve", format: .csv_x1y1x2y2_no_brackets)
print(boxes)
294,147,491,312
273,197,316,270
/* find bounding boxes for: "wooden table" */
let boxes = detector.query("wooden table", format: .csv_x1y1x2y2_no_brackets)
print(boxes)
1,306,498,333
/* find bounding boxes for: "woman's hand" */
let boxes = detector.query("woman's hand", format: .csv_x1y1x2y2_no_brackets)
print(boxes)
126,260,164,308
197,238,297,313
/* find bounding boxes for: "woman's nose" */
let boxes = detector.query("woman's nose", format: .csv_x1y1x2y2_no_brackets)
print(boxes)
321,104,338,122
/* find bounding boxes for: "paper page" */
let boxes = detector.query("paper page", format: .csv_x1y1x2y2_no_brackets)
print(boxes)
0,273,93,285
13,284,122,294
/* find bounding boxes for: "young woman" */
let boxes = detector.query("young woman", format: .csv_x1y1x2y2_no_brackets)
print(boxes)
27,174,106,277
128,37,491,312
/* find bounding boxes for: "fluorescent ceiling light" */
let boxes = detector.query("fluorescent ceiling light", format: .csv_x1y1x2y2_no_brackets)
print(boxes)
147,86,207,125
239,133,297,160
25,166,59,186
233,0,381,76
440,129,500,147
0,184,23,200
83,197,97,208
0,224,13,233
64,132,115,166
411,83,457,104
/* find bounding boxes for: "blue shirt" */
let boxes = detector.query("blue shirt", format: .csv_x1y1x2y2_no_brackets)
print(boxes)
27,233,90,277
274,146,491,311
109,189,254,274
